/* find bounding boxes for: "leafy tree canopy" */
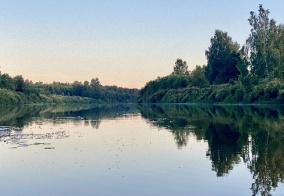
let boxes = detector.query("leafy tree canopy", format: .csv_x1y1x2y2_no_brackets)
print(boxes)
172,58,189,75
246,4,284,79
205,30,241,84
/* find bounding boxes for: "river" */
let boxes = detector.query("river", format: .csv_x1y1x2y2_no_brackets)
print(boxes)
0,104,283,195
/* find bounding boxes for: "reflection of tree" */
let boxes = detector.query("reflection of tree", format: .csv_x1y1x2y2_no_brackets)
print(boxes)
0,104,138,130
172,129,190,149
247,131,284,196
0,105,45,127
90,120,101,129
139,104,284,195
159,118,192,148
84,120,90,126
139,105,196,148
205,122,248,176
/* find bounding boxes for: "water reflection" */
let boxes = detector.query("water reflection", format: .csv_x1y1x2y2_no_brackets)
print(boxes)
0,104,139,128
1,103,284,195
0,104,138,149
139,104,284,196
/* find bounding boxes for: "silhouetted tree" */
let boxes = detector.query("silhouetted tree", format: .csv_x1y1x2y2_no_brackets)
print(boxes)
14,75,25,92
205,30,241,84
172,59,189,75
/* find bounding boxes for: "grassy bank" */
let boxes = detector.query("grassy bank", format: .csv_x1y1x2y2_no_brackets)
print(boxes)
0,88,95,105
138,79,284,104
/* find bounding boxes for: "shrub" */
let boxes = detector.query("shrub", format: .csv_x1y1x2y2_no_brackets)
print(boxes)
278,90,284,102
235,89,243,102
264,86,278,99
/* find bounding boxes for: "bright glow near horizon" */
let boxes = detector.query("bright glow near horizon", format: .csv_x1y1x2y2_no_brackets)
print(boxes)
0,0,283,88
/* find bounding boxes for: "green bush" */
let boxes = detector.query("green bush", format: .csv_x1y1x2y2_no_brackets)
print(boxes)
252,87,264,102
278,90,284,102
264,86,278,99
235,89,244,102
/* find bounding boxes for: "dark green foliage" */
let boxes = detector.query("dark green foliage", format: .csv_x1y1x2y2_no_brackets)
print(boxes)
72,81,85,96
14,75,25,92
246,5,284,80
139,76,284,104
264,86,278,99
205,30,241,84
247,5,271,78
0,73,15,90
235,89,244,102
191,65,209,87
278,90,284,102
0,72,139,105
237,47,249,78
139,74,191,102
172,59,189,75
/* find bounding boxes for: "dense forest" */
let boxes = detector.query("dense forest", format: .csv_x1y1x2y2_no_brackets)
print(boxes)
0,72,139,105
138,5,284,104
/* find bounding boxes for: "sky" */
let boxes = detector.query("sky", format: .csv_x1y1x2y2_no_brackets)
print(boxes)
0,0,283,89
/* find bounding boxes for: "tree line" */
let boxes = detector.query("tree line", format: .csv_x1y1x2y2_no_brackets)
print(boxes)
139,5,284,103
0,72,139,104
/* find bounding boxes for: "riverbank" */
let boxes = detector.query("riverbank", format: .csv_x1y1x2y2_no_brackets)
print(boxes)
0,88,96,105
138,79,284,104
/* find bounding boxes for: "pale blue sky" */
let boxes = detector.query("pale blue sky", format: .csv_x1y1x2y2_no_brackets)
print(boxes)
0,0,283,88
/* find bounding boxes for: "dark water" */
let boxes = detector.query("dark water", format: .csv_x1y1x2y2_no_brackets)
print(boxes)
0,104,283,195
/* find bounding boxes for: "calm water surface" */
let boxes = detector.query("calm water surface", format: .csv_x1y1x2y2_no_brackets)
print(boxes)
0,104,283,195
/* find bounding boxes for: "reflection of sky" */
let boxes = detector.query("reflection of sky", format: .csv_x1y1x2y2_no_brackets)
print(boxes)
0,115,280,195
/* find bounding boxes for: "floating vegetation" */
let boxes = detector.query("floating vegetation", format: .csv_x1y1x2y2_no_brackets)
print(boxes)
33,142,51,145
0,126,23,132
44,147,55,150
0,128,69,149
56,116,84,120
